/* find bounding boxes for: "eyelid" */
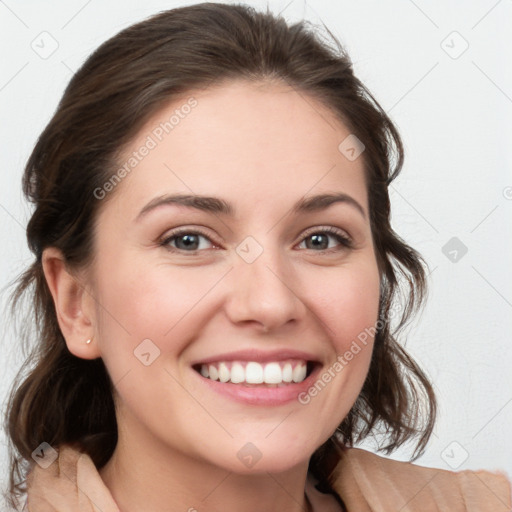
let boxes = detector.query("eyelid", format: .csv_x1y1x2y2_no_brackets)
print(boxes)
296,225,353,251
299,225,351,242
159,226,220,251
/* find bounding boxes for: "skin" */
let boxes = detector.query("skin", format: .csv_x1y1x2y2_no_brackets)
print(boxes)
43,79,381,512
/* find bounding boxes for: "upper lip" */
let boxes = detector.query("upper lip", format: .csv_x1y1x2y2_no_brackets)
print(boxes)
190,348,322,366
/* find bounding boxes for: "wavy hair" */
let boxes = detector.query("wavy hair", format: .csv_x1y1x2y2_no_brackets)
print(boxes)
4,3,436,507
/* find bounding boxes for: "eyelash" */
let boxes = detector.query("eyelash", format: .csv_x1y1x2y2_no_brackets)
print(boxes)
159,226,353,254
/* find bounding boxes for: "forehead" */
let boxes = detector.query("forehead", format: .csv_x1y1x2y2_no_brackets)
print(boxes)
104,79,367,221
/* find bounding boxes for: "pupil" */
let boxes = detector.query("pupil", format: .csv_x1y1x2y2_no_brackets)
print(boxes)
177,234,198,250
308,234,327,250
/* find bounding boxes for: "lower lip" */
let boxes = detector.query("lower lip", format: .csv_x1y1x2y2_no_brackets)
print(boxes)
193,365,322,406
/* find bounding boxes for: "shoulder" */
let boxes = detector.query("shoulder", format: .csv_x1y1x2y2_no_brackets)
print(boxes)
26,445,119,512
329,447,512,511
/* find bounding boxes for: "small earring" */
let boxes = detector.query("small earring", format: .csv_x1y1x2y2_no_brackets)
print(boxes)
85,338,92,344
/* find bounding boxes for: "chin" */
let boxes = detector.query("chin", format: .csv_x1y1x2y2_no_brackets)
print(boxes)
214,435,320,476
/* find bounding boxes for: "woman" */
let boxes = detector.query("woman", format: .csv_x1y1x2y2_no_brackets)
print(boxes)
5,3,511,511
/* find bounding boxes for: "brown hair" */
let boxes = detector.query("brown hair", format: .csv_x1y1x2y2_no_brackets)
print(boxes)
4,2,436,506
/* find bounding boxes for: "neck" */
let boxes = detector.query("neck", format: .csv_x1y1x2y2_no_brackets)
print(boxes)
99,423,312,512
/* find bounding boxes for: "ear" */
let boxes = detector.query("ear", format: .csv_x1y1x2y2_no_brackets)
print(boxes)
42,247,101,360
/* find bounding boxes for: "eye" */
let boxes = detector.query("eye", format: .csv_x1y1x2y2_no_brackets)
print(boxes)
160,228,217,252
159,226,353,254
297,227,353,252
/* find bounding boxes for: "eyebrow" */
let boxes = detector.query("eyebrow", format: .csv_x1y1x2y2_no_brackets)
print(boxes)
135,192,367,221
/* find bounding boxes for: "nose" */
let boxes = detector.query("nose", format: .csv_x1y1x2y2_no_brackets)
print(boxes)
223,243,306,333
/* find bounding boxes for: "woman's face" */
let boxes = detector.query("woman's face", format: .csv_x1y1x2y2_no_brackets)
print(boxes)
86,79,380,473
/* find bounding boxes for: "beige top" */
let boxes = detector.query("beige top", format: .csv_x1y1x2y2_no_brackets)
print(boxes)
25,445,511,511
331,447,512,511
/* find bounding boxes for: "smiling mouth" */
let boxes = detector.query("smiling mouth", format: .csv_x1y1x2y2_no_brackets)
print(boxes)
192,359,318,387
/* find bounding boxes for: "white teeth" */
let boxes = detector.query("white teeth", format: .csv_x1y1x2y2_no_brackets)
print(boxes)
208,365,218,381
292,363,307,383
282,363,293,382
245,362,264,384
198,360,309,385
230,362,245,384
263,362,282,384
218,362,230,383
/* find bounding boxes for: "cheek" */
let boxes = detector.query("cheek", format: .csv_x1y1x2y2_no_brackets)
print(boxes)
291,258,380,440
302,258,380,395
310,259,380,351
92,255,224,370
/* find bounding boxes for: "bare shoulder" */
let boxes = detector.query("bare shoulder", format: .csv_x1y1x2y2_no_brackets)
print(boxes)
330,447,512,511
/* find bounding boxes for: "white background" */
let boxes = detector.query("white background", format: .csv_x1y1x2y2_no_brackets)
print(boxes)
1,0,511,506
